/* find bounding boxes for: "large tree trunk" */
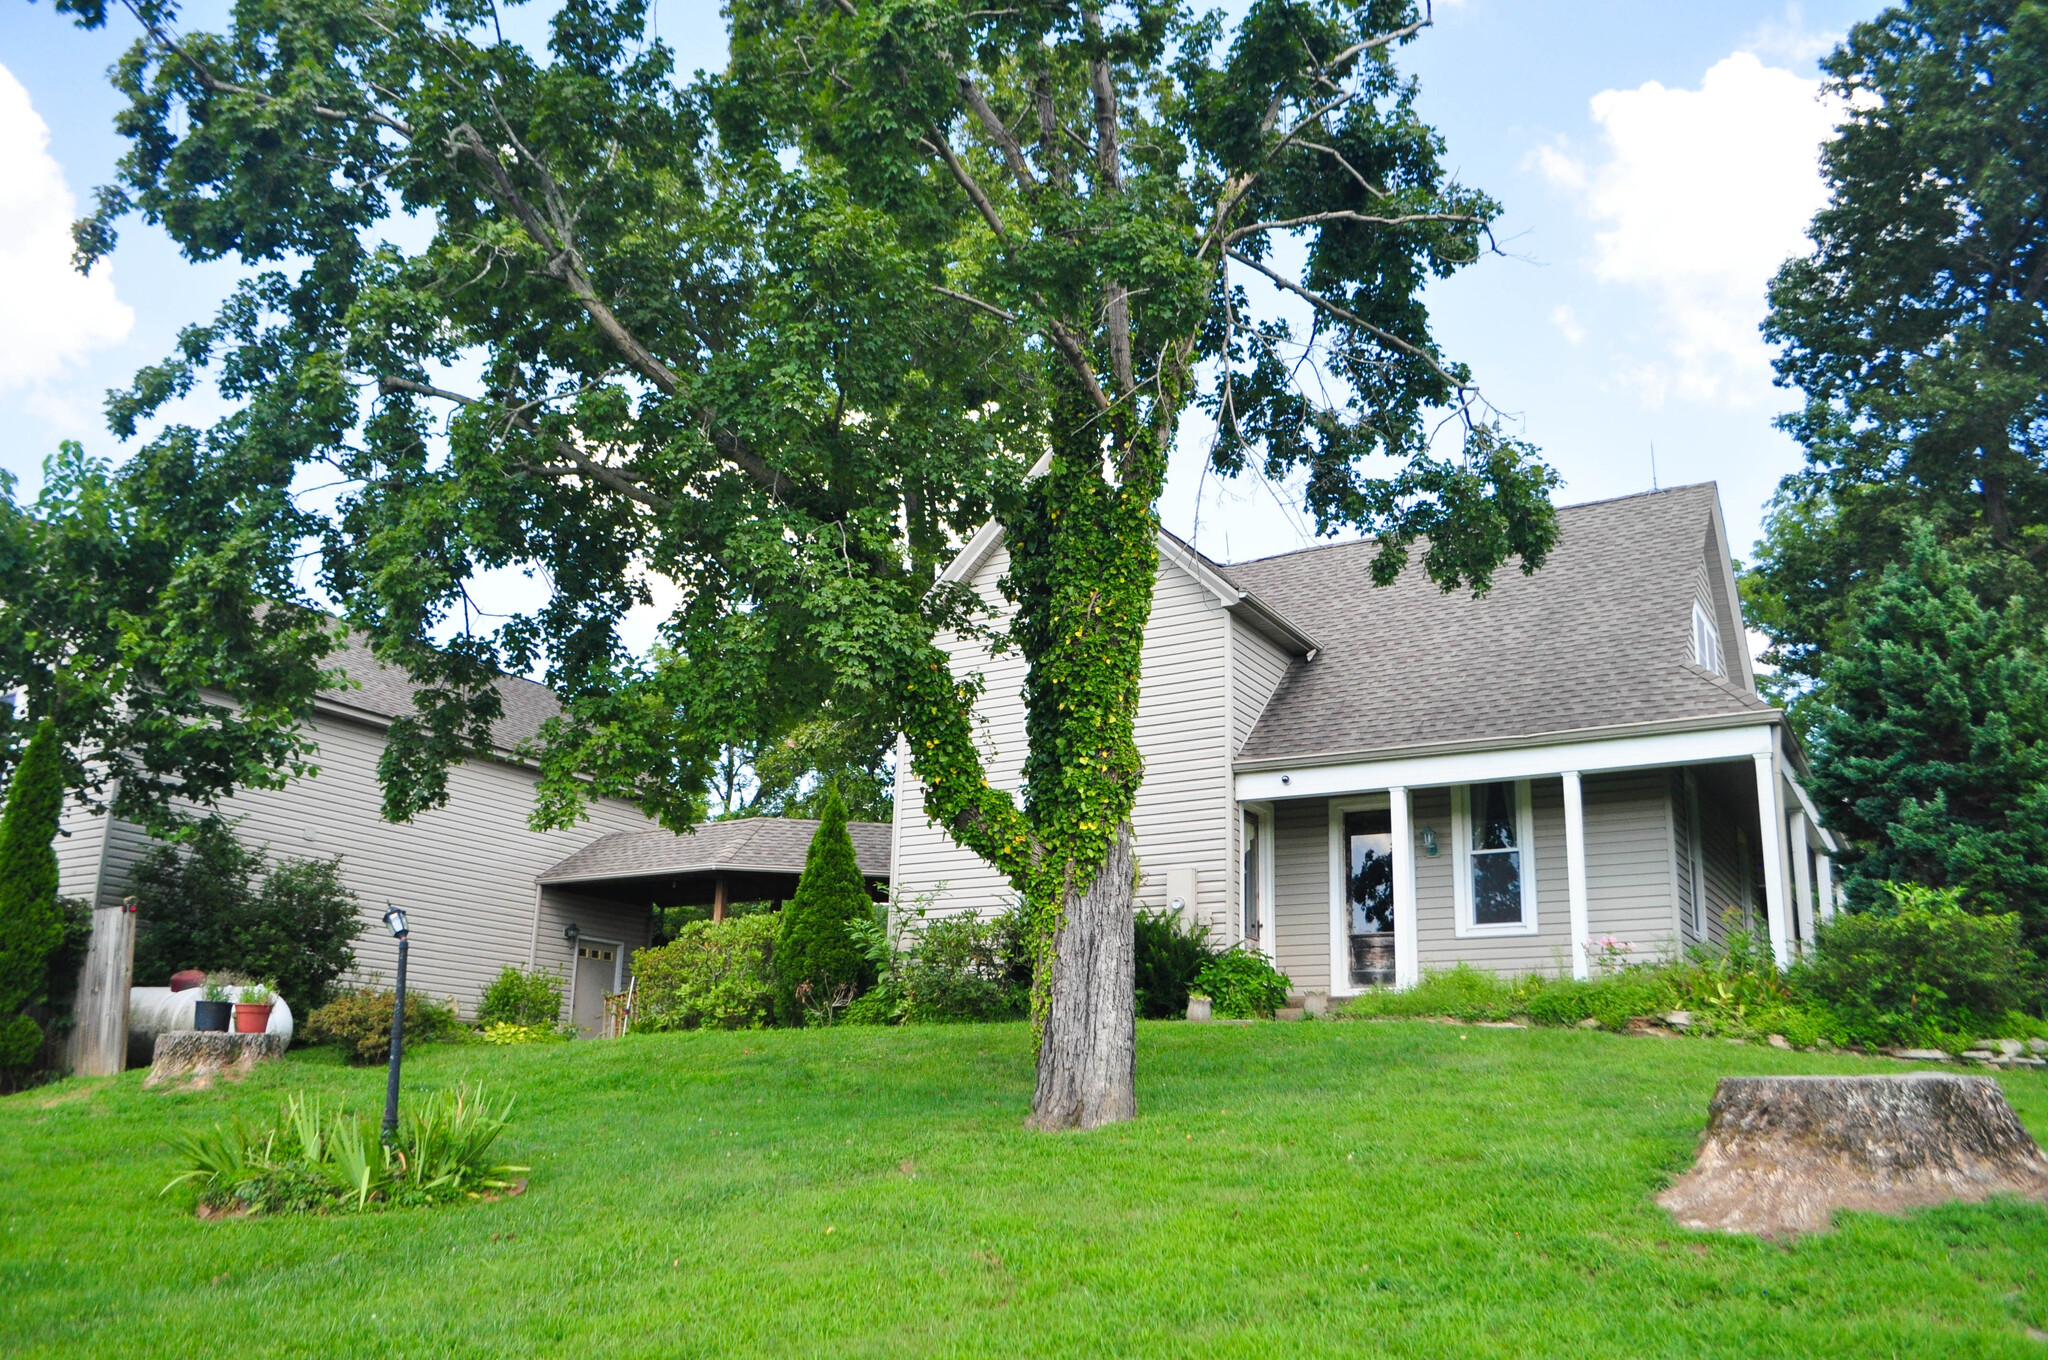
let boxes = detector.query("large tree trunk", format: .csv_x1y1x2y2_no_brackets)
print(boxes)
1026,822,1137,1130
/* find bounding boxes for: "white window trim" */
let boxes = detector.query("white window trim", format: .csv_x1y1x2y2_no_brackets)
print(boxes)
1240,801,1276,961
1692,601,1724,675
1328,793,1393,994
1453,780,1539,937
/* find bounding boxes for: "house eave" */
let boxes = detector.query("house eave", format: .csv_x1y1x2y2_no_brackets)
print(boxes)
1232,708,1784,775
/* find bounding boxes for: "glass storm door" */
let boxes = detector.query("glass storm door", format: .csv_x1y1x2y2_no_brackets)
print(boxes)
1345,809,1395,987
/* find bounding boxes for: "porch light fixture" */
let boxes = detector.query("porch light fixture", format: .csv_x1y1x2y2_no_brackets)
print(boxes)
563,922,581,945
381,902,412,1141
1421,826,1439,857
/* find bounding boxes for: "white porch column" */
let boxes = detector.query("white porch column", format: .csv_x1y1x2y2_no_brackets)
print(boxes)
1753,752,1792,969
1389,786,1419,989
1789,810,1815,952
1562,770,1591,980
1815,852,1837,925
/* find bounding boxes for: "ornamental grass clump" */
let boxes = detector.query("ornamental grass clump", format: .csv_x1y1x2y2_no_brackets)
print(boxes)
164,1084,526,1216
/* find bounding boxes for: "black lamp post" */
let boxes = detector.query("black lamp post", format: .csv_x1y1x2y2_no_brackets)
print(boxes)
381,903,410,1142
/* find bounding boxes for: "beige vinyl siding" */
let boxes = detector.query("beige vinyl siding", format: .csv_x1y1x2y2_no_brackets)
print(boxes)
1412,780,1575,977
1581,770,1679,959
1694,762,1756,948
1232,623,1293,753
55,802,115,906
893,543,1234,933
1673,772,1700,941
1270,796,1330,991
97,709,658,1014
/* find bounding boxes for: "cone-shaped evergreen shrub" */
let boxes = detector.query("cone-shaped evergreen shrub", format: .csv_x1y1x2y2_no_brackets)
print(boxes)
1809,525,2048,959
773,784,873,1023
0,720,65,1066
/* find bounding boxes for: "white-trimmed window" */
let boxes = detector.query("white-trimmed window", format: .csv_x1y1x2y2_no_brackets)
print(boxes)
1692,601,1724,675
1454,780,1538,936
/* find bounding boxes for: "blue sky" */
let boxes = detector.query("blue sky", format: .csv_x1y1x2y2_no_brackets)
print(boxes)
1,0,1874,645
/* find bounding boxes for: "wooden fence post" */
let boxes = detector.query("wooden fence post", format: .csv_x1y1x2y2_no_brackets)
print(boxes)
66,899,136,1076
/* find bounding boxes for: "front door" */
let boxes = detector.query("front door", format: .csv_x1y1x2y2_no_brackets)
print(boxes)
1344,809,1396,987
572,941,618,1037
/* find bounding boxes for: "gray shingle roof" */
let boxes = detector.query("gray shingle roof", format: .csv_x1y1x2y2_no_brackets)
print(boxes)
1224,483,1773,765
321,632,563,753
539,818,893,884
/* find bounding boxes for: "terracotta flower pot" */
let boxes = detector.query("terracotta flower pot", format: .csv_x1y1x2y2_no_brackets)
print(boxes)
193,1000,233,1032
169,969,207,993
232,1002,275,1034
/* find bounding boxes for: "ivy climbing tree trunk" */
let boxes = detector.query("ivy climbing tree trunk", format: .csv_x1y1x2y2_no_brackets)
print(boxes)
756,1,1563,1130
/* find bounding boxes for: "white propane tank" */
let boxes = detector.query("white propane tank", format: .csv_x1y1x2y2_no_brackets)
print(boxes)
126,987,295,1068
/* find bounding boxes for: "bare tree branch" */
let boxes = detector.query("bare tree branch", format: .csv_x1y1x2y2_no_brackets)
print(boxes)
932,285,1019,323
1294,141,1389,199
1225,247,1470,395
957,75,1040,193
1226,210,1483,244
920,131,1014,248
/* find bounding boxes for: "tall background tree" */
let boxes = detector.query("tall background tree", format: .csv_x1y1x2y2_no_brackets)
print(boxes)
55,0,1552,1128
1750,0,2048,694
1747,0,2048,947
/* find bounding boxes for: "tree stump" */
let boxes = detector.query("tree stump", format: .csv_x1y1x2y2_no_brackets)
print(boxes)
1659,1074,2048,1237
144,1031,290,1090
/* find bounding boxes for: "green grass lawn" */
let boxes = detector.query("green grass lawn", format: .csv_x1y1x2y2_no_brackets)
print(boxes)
4,1021,2047,1358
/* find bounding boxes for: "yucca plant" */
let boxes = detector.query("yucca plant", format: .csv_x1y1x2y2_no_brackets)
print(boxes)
163,1084,524,1215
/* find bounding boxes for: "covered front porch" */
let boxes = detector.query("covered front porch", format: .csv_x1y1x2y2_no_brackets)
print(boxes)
1232,719,1838,997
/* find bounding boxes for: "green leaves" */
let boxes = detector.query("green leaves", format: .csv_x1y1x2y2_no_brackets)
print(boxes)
1753,0,2048,684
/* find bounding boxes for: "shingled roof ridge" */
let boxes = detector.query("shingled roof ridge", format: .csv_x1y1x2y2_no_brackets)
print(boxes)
1218,481,1720,571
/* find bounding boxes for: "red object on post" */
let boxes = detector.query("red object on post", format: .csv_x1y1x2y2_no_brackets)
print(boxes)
169,970,207,993
232,1002,275,1034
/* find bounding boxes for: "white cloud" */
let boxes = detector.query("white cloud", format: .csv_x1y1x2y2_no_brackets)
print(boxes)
0,62,133,389
1549,303,1586,346
1537,51,1840,407
1742,4,1841,65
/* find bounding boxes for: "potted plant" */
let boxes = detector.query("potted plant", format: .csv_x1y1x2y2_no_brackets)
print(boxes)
233,983,277,1034
194,982,233,1033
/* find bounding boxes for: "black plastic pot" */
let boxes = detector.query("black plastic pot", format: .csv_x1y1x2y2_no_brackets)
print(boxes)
193,1000,232,1033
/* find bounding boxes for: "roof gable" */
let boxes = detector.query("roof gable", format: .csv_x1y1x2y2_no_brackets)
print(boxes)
1224,483,1773,765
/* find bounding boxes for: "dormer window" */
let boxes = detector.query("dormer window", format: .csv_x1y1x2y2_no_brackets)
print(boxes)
1692,602,1724,676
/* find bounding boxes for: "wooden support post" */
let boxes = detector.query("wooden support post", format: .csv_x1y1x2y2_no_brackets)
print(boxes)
712,874,729,924
1789,810,1815,951
1753,752,1792,970
1389,786,1418,990
1563,770,1591,980
66,900,136,1077
1816,853,1837,925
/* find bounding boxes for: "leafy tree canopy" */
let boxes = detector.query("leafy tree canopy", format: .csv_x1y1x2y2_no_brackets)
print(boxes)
0,447,336,831
1751,0,2048,692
